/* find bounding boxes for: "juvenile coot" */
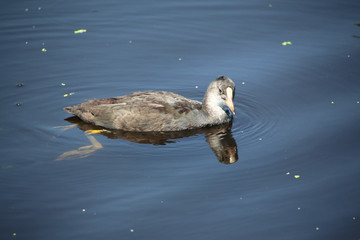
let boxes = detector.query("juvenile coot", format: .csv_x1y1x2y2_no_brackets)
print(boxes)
64,76,235,132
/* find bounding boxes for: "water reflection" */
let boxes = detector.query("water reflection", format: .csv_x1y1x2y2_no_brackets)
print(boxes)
353,23,360,38
60,116,238,164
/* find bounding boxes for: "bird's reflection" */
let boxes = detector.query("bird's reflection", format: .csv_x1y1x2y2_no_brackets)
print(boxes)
60,116,238,164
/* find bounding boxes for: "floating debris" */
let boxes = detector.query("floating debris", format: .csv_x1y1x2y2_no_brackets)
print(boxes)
61,83,66,86
330,101,335,104
282,41,292,46
178,57,182,61
64,92,75,97
41,48,47,52
16,103,22,107
38,7,42,11
195,85,198,89
74,29,87,34
268,3,272,7
356,101,359,104
286,172,290,175
297,207,301,211
242,81,245,85
258,137,263,141
13,233,17,236
315,227,320,231
82,209,86,212
1,165,13,169
130,229,134,232
16,83,23,87
25,8,29,12
294,175,300,179
25,41,29,45
129,40,132,44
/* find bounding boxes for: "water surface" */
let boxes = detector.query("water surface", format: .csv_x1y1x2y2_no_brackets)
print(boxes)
1,0,360,239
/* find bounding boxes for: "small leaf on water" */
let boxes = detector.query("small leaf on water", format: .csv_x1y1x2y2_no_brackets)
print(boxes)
74,29,87,34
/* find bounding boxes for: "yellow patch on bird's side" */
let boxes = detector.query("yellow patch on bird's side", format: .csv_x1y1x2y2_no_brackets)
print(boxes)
74,29,87,34
85,130,103,134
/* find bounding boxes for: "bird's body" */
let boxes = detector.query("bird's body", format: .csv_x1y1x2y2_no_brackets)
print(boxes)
64,76,235,132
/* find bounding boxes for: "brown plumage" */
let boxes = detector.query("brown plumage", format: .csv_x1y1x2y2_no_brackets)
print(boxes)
64,76,236,132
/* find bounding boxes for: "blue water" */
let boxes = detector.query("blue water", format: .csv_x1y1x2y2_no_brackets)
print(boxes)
1,0,360,239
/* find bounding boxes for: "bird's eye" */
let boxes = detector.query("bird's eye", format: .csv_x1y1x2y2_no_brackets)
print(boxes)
219,89,223,94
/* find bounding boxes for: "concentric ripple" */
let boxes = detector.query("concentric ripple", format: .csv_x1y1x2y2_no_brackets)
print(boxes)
231,90,284,148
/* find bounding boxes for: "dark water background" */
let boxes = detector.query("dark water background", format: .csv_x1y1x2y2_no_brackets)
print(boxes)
1,0,360,239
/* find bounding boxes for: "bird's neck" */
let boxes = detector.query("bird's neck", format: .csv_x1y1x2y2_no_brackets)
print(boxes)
202,95,228,123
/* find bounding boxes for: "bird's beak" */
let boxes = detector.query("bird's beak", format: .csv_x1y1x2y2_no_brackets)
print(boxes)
226,87,235,115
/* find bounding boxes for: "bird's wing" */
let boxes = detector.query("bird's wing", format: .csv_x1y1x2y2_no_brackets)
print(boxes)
65,91,203,131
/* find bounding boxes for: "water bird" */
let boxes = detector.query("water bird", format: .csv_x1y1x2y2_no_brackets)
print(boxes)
64,76,235,132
